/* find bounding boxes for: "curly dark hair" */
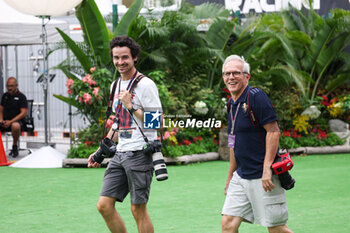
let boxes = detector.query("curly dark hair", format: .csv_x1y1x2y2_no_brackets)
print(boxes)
109,36,141,59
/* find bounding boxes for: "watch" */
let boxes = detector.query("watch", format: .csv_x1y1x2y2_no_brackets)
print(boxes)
129,105,137,114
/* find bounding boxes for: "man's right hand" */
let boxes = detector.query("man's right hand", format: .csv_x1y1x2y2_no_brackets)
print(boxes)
224,181,230,196
88,153,101,168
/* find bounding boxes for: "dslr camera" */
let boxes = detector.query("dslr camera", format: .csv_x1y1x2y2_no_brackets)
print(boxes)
271,152,295,190
143,140,168,181
92,137,117,164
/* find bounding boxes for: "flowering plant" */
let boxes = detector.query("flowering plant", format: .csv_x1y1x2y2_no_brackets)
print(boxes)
194,101,209,115
280,124,344,149
160,127,219,157
54,67,114,126
313,94,350,123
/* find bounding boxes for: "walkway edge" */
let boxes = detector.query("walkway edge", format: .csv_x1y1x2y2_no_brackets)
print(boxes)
62,146,350,168
62,152,219,168
287,145,350,155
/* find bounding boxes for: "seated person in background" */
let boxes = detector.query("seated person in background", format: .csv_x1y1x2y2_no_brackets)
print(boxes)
0,77,28,157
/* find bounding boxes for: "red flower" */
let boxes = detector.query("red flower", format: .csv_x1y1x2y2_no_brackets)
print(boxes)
213,139,219,145
106,115,116,128
90,66,96,73
65,78,74,89
222,88,230,94
283,130,291,137
193,136,202,142
183,140,191,145
317,130,327,139
330,97,338,104
292,130,301,138
222,88,231,99
321,95,330,106
83,93,92,105
84,141,93,147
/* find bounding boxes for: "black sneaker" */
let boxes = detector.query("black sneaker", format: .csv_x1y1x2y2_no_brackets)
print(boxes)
11,145,18,158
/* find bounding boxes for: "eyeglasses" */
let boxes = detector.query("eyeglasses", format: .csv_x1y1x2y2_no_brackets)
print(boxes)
6,85,17,87
223,71,247,78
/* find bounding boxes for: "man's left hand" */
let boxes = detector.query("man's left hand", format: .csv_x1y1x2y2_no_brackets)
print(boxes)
262,168,275,192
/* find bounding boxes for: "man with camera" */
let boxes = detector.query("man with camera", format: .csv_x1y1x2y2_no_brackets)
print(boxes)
88,36,162,233
220,55,293,233
0,77,28,157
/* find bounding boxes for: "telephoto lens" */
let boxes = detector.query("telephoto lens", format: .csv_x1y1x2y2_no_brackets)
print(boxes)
151,141,168,181
152,151,168,181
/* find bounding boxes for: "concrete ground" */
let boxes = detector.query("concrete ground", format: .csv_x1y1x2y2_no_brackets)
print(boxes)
3,132,71,163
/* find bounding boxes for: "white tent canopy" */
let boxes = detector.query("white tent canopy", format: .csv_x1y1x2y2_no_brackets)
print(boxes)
0,0,69,45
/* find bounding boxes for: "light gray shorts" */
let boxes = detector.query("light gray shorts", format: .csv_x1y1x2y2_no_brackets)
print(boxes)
100,150,153,204
222,172,288,227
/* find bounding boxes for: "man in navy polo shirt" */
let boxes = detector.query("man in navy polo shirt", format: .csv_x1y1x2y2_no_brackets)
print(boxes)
0,77,28,157
220,55,293,233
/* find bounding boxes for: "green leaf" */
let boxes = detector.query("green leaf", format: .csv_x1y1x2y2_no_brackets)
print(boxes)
286,30,312,46
325,73,350,94
275,33,295,59
270,65,310,99
53,94,80,108
191,2,229,19
317,33,350,74
206,17,235,57
302,19,336,71
52,63,81,82
56,28,91,74
76,0,111,66
115,0,143,36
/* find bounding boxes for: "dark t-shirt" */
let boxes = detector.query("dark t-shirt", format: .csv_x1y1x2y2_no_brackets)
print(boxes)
1,91,28,121
227,85,277,179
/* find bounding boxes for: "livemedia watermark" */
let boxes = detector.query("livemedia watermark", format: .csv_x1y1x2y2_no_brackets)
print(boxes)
143,111,222,129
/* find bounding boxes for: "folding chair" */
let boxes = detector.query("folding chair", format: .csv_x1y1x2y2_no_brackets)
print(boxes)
4,99,34,156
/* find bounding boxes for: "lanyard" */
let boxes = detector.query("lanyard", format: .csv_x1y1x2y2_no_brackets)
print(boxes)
230,102,241,135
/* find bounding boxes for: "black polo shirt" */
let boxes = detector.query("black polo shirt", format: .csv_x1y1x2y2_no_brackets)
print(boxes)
1,91,28,121
227,85,277,179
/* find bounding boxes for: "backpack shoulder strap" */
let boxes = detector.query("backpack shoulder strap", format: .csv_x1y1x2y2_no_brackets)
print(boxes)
247,87,265,146
226,97,232,114
247,87,260,127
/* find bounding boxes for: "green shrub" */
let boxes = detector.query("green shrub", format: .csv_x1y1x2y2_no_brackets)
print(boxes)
162,138,218,158
279,132,345,149
67,143,99,159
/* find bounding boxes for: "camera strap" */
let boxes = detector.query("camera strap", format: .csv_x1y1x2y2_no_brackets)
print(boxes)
126,107,164,145
102,70,139,139
110,73,146,139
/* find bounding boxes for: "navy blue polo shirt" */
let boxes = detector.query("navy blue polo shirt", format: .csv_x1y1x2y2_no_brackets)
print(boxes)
1,91,28,121
227,85,277,179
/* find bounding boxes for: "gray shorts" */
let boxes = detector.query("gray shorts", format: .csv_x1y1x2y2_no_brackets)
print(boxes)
222,172,288,227
100,150,153,204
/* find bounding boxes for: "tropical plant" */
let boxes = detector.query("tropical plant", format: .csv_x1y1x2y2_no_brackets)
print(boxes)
53,0,144,126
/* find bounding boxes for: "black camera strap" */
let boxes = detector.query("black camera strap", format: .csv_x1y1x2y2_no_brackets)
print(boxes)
102,78,119,139
110,72,146,139
102,70,139,139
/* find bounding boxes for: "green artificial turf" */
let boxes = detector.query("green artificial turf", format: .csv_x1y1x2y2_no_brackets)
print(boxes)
0,154,350,233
